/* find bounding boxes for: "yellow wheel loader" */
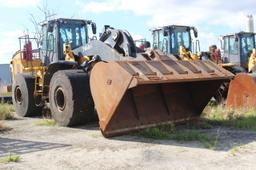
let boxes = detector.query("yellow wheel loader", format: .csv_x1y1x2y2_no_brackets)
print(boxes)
11,18,233,137
219,32,256,109
151,25,201,60
149,25,231,104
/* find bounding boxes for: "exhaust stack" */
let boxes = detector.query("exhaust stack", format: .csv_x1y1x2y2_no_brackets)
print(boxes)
246,14,254,32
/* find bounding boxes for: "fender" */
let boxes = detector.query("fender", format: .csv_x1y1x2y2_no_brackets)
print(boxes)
43,61,78,97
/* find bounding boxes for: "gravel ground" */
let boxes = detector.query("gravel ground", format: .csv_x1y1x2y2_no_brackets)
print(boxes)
0,117,256,170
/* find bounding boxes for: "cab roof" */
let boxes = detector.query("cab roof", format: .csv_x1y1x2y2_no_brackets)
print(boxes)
41,18,93,26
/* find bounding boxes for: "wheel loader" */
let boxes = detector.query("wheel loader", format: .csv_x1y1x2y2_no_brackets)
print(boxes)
218,32,256,109
11,18,233,137
148,25,232,103
151,25,201,60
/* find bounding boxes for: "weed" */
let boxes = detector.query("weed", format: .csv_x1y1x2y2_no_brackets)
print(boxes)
0,103,15,120
135,127,170,139
203,105,256,131
34,119,57,126
0,154,20,163
169,130,216,148
230,145,242,156
134,123,217,148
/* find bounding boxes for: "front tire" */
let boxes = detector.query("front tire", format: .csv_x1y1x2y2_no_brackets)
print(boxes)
49,70,97,126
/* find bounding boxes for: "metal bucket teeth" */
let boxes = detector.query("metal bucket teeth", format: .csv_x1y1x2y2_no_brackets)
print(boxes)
90,58,234,137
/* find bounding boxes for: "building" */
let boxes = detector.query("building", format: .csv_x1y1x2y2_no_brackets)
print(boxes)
0,64,11,86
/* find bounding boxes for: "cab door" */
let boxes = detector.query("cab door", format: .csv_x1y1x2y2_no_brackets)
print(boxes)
222,36,239,65
40,23,58,64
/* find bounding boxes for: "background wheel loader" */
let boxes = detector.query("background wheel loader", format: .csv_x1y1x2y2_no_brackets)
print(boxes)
150,25,201,60
145,25,230,103
11,18,233,137
145,24,256,109
218,32,256,109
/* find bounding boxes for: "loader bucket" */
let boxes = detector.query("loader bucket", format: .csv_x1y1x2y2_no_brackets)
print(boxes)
227,73,256,109
90,58,233,137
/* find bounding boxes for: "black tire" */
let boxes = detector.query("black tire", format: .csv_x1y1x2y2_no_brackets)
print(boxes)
49,70,97,126
12,74,42,117
214,82,229,104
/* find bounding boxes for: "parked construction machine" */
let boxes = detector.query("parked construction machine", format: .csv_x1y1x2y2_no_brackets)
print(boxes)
219,31,256,109
11,18,233,137
220,32,256,72
151,25,201,60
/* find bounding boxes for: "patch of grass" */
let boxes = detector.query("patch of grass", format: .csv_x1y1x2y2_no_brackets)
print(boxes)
136,127,170,140
169,130,217,149
0,154,20,163
208,99,218,107
135,124,175,140
0,92,12,97
186,120,213,129
0,103,15,120
88,132,102,138
203,105,256,131
230,145,242,156
34,119,57,126
134,124,217,148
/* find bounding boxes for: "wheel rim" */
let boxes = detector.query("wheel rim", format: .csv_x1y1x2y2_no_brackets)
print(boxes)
15,86,22,104
54,87,66,111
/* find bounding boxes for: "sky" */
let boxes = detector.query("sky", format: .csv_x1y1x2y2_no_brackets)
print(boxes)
0,0,256,64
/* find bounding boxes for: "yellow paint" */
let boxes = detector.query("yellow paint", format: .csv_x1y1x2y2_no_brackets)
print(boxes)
179,45,199,60
11,43,93,99
63,43,90,64
248,48,256,72
11,52,45,97
64,43,75,62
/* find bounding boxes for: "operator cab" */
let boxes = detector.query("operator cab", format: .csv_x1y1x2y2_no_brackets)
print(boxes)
151,25,199,56
40,18,96,64
221,32,256,68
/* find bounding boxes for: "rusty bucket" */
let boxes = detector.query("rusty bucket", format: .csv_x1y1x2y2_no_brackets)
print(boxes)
90,58,233,137
227,73,256,109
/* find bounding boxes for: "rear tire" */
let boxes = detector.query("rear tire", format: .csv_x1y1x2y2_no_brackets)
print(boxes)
49,70,97,126
12,74,42,117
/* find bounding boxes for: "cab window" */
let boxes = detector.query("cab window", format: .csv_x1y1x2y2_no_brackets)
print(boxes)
59,22,87,49
224,37,229,53
229,36,238,55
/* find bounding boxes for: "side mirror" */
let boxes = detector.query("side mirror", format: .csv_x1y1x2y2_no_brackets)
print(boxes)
192,27,198,38
235,34,239,42
91,22,97,34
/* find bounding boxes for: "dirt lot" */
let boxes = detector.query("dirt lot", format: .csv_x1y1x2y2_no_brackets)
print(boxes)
1,117,256,170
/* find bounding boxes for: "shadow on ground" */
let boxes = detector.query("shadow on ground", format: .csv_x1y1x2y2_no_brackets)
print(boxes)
0,137,70,157
65,120,256,151
111,127,256,151
12,117,256,152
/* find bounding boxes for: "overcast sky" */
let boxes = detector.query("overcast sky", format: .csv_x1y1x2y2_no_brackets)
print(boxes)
0,0,255,63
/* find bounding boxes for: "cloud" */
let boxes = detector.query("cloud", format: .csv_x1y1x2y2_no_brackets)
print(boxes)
130,32,144,40
80,0,256,29
0,0,41,8
198,32,220,50
79,0,256,50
